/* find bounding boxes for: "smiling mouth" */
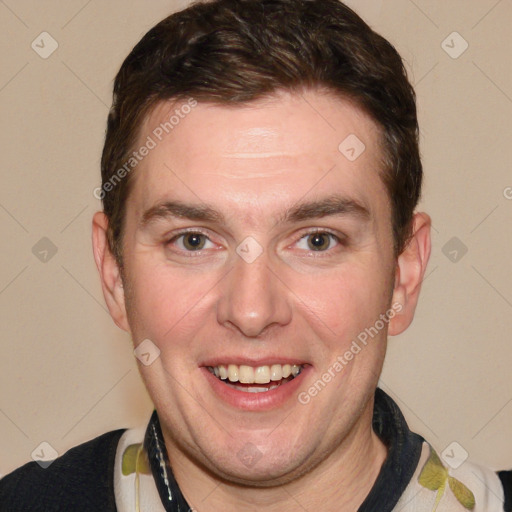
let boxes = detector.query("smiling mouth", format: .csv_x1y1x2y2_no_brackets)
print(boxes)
207,363,303,393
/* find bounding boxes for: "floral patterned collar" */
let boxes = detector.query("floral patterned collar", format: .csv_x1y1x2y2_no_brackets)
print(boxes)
118,388,505,511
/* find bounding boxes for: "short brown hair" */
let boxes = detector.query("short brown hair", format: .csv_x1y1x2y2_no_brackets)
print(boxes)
101,0,422,267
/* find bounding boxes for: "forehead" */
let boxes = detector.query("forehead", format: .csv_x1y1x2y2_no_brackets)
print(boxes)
129,89,389,225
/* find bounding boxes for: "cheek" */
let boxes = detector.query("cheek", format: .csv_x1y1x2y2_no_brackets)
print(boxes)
289,260,392,344
125,259,220,343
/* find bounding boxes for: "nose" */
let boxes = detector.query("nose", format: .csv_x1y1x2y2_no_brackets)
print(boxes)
216,246,293,337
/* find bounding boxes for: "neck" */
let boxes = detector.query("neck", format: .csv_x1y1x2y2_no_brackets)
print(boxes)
163,397,388,512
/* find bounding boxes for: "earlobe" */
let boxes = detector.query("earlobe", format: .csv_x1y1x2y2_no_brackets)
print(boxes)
92,211,130,332
388,212,432,336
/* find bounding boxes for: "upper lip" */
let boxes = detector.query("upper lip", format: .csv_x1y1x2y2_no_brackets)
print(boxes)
200,357,309,367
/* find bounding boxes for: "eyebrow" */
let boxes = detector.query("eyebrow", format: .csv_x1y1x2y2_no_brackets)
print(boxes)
140,201,224,227
281,195,371,224
139,194,371,229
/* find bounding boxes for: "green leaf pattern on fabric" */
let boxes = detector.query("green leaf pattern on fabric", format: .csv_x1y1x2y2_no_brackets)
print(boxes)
418,447,475,511
122,443,151,476
448,477,476,510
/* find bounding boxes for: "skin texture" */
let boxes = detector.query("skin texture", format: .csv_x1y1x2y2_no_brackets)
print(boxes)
92,89,431,511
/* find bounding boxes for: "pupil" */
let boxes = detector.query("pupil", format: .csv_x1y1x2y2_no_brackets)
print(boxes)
309,233,328,251
184,234,204,250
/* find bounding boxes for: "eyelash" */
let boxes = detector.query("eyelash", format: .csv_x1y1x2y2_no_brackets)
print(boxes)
165,228,346,257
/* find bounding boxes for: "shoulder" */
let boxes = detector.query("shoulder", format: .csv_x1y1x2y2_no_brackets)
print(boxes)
398,440,512,512
499,470,512,512
0,429,125,512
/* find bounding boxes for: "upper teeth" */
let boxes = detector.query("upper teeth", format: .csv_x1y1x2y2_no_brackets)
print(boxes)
210,364,302,384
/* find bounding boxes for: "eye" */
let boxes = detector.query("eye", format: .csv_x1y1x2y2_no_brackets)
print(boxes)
169,232,215,252
296,231,341,252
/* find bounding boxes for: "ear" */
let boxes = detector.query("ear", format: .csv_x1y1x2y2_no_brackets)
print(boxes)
92,211,130,332
388,212,431,336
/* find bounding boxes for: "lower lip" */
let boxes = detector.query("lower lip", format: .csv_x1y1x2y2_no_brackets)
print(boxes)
201,366,310,411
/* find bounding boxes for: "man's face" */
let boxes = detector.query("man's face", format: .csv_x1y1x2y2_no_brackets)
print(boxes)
115,90,400,483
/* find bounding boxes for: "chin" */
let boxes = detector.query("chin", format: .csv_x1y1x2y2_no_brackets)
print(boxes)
206,453,313,487
190,432,320,488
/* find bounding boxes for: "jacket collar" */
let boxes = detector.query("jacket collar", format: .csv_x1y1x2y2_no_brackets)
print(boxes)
143,387,424,512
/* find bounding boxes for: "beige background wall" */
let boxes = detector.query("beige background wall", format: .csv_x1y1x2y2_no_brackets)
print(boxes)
0,0,511,475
